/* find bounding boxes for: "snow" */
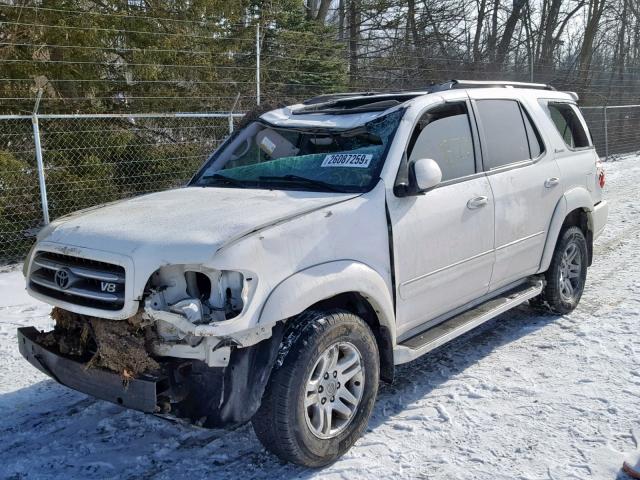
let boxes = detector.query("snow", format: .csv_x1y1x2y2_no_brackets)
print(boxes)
1,156,639,479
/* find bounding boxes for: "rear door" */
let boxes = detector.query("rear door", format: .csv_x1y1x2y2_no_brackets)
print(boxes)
387,98,495,338
470,95,562,290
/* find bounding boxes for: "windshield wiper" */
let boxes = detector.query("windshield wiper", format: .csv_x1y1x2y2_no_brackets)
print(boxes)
201,173,247,188
258,174,347,193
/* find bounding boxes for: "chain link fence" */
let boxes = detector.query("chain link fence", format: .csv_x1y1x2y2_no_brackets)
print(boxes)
0,112,242,263
581,105,640,158
0,117,40,261
2,103,640,265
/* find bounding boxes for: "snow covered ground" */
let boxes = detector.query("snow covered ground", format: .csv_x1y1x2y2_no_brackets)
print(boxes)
1,156,639,480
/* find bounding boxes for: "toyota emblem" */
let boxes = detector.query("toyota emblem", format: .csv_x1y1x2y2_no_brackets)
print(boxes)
54,268,71,290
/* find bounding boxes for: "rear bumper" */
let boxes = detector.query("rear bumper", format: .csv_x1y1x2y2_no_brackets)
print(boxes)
18,327,165,413
592,200,609,240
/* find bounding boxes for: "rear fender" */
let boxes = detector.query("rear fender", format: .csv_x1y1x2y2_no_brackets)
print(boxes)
539,187,593,272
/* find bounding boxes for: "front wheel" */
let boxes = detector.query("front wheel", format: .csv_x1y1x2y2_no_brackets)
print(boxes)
535,226,588,314
252,310,380,467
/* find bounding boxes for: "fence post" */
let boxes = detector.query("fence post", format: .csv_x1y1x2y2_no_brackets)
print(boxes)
32,90,50,225
603,105,609,160
228,92,240,135
256,24,261,106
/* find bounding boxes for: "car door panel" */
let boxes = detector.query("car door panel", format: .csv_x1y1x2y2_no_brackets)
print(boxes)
469,94,563,291
389,176,495,336
488,159,561,289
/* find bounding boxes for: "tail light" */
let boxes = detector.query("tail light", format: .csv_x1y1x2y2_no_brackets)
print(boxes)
596,161,606,188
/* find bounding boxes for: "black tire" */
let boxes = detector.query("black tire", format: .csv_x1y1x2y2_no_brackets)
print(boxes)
535,226,588,314
252,310,380,467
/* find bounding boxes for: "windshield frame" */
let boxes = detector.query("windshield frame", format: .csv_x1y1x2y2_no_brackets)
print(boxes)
188,107,406,194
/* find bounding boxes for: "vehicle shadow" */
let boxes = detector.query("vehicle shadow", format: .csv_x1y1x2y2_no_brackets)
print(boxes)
0,303,595,480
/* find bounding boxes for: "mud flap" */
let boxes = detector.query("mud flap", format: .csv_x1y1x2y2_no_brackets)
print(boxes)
18,327,166,412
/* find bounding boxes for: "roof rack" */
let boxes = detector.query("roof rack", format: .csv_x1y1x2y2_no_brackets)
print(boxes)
434,79,556,91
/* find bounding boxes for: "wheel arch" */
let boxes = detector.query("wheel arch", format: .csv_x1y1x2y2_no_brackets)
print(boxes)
258,261,396,383
539,188,594,272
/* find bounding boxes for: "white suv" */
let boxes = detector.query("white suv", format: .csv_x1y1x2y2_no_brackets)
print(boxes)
19,80,608,466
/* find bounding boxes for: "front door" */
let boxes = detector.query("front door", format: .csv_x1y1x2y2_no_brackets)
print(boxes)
387,100,495,338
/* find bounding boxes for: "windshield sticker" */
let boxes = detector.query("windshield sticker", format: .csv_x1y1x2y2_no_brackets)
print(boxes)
259,136,277,155
321,154,373,168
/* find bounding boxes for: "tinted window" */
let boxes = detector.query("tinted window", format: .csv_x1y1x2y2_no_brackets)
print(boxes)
476,99,531,169
546,103,590,148
522,109,544,158
408,103,475,181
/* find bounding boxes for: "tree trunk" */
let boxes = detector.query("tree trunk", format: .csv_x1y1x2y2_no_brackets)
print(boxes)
538,0,561,67
407,0,419,48
495,0,526,67
338,0,345,41
473,0,488,63
486,0,500,62
348,0,359,86
577,0,606,89
315,0,332,25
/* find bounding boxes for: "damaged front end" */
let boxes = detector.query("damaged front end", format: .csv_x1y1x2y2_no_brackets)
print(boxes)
19,274,285,427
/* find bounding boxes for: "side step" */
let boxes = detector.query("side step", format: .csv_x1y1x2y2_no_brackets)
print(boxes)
393,279,544,365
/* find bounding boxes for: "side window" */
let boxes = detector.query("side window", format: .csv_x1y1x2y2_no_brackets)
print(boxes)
475,99,532,169
407,102,475,182
545,103,590,148
522,109,544,158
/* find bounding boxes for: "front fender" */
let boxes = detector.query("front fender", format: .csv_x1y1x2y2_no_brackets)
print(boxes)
259,260,397,345
539,187,594,272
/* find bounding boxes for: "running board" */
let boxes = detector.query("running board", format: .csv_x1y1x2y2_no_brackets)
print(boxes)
393,279,544,365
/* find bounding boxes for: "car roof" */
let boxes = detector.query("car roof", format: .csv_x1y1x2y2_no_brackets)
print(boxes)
259,80,578,129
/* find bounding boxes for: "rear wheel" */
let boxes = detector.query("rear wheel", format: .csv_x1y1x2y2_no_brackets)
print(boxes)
535,226,588,314
252,310,379,467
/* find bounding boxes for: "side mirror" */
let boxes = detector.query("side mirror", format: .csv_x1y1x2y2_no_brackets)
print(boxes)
412,158,442,192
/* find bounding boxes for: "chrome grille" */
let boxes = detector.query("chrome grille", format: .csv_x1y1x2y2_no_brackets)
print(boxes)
29,251,126,310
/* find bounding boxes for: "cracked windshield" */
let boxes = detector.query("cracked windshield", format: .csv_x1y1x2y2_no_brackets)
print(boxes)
192,109,403,193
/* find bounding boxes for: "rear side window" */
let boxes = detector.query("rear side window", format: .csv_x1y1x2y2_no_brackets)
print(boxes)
522,109,544,158
407,102,475,182
475,99,537,169
545,103,590,148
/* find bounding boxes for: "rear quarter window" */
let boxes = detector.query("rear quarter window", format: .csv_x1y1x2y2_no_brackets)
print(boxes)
544,102,591,149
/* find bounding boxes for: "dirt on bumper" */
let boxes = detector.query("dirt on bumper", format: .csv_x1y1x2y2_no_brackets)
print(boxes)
18,308,287,427
18,326,165,412
37,307,159,378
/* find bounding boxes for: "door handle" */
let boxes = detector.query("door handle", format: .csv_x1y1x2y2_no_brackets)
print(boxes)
467,196,488,209
545,177,560,188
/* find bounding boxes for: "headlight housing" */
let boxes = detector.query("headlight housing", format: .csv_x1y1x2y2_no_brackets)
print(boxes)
149,265,252,323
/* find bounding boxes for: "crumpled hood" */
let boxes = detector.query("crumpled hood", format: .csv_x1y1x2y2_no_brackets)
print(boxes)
44,187,357,262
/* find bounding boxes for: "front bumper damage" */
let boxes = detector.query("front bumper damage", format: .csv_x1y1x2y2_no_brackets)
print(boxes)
18,318,285,426
19,326,164,412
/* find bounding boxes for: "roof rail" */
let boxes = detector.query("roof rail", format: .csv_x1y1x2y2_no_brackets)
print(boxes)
434,79,556,91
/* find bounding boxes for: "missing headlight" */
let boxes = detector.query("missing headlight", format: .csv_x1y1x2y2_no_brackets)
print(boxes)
184,270,245,321
185,271,211,301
